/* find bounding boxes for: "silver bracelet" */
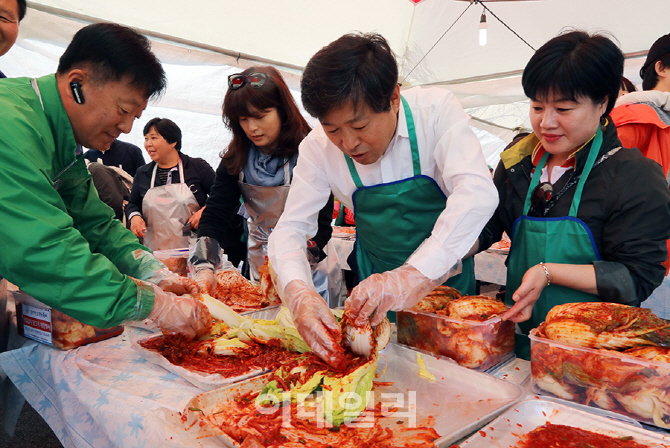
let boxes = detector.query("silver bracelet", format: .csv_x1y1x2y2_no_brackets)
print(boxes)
539,262,551,286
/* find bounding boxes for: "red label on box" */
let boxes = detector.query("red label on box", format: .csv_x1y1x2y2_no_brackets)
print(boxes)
23,315,51,332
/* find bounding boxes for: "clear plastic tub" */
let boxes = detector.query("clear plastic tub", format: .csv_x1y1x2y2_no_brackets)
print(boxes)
396,309,514,370
529,328,670,429
152,247,190,276
14,290,123,350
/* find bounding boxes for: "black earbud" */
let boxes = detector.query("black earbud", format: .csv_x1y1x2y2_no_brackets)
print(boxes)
70,81,85,104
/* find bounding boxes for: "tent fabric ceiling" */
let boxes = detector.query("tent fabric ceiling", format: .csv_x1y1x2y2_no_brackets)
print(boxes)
21,0,667,118
3,1,669,166
28,0,667,86
2,9,507,170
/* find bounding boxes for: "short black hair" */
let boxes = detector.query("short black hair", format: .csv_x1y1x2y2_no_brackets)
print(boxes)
17,0,26,21
640,33,670,91
642,53,670,91
143,117,182,151
301,32,398,121
57,23,166,100
522,30,623,117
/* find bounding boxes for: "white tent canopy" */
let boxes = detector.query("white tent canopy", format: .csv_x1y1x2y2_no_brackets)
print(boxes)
3,0,669,169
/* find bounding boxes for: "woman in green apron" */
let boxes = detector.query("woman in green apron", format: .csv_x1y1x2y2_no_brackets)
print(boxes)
476,31,670,359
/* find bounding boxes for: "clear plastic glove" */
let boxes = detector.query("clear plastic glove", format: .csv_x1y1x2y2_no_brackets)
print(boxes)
130,249,176,286
193,264,217,296
158,271,199,296
130,280,211,339
285,280,346,370
345,264,444,327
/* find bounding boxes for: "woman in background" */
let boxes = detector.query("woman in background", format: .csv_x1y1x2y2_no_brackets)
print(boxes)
477,31,670,358
126,117,215,251
192,67,333,292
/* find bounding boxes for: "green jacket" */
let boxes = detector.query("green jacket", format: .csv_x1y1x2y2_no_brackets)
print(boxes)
0,75,159,327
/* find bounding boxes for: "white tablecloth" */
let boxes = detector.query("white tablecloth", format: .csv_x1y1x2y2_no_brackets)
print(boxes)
474,250,508,286
0,327,218,448
4,323,665,446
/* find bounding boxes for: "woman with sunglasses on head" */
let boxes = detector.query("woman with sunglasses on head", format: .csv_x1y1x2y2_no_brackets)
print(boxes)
191,66,333,291
476,31,670,359
126,117,216,251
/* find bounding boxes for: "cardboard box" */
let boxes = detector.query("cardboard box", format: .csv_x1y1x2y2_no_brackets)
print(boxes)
14,290,123,350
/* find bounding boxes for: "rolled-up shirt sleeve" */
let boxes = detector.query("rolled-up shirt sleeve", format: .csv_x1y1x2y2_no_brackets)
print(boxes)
269,146,333,293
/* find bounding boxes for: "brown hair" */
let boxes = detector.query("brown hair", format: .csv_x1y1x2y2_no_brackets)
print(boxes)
221,66,311,175
620,76,637,94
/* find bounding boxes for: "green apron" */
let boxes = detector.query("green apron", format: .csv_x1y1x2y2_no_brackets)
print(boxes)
506,128,603,359
345,96,476,296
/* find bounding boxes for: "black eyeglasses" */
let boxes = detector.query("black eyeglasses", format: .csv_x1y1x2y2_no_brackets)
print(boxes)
531,182,554,210
228,72,269,90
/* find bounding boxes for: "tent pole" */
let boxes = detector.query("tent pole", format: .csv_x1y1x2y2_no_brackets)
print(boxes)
399,5,418,81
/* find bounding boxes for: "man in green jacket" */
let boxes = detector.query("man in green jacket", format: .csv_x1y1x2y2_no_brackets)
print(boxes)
0,23,210,339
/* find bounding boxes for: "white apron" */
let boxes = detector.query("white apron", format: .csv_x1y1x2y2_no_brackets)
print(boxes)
238,164,291,282
143,158,199,252
237,166,330,300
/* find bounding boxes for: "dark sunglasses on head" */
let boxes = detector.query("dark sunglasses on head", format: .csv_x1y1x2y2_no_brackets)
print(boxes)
531,181,554,210
228,72,269,90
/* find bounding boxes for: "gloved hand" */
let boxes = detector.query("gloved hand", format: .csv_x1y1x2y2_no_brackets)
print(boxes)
131,249,197,295
193,264,217,296
285,280,345,369
139,281,211,339
345,264,443,327
157,272,199,296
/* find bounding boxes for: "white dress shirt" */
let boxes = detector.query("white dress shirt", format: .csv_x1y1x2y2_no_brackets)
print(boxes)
268,86,498,293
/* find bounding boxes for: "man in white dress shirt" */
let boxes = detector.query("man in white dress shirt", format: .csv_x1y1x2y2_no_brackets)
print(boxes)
268,33,498,367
